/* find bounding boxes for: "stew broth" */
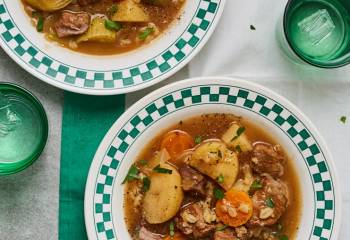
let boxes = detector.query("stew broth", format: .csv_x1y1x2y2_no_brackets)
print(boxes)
124,114,302,240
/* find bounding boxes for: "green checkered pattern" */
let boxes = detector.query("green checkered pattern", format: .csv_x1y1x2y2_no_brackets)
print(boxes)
0,0,221,92
93,85,335,240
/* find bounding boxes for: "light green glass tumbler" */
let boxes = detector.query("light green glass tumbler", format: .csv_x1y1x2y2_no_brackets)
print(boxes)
277,0,350,68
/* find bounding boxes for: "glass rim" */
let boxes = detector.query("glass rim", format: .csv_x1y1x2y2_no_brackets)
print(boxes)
283,0,350,69
0,82,49,175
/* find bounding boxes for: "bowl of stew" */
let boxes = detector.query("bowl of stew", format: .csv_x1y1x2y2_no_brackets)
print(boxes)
0,0,225,94
84,77,341,240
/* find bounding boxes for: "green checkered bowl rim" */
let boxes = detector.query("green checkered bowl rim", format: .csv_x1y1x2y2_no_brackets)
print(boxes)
84,77,341,240
0,0,225,95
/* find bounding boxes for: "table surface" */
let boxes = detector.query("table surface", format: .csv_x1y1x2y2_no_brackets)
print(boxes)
0,48,63,240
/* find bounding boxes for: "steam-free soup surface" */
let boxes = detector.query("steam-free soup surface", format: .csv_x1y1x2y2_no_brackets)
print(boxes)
123,114,301,240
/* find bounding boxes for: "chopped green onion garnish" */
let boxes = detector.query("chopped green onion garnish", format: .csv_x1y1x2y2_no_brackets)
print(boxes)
214,188,225,200
266,197,275,208
217,174,224,183
195,135,202,144
169,221,175,237
122,165,139,184
36,16,44,32
250,179,263,191
105,19,122,31
142,177,151,192
231,127,246,141
139,27,154,40
153,164,173,174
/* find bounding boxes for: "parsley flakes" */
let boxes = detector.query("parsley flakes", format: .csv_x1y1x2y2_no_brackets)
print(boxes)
216,225,228,231
266,197,275,208
250,179,263,191
142,177,151,192
195,135,202,144
235,145,242,153
169,222,175,237
153,164,173,174
279,235,289,240
139,159,148,166
340,116,347,124
231,127,246,141
217,174,225,183
122,165,139,184
36,15,44,32
139,27,154,40
105,20,122,31
107,4,118,16
214,188,225,200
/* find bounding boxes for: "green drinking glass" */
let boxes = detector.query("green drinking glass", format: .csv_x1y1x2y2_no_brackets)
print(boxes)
277,0,350,68
0,83,48,175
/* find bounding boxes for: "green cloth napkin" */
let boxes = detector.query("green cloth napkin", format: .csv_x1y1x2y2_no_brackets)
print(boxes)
59,92,125,240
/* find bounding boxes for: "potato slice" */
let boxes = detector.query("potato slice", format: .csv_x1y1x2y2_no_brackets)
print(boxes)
77,17,116,43
146,148,170,169
112,0,150,22
143,163,183,224
25,0,72,11
189,140,239,191
222,122,252,152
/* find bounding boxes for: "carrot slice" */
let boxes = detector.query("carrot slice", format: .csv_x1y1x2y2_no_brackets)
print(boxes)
160,130,194,163
163,232,185,240
215,189,253,227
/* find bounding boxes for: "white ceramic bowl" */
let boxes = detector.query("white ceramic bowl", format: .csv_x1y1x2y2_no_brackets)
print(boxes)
84,77,341,240
0,0,225,95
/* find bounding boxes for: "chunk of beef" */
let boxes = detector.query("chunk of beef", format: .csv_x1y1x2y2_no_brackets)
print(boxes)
139,227,162,240
204,181,215,207
251,143,285,177
247,226,264,238
248,174,288,226
54,11,90,38
179,165,216,207
214,228,238,240
78,0,100,6
179,165,206,196
261,232,279,240
175,202,215,238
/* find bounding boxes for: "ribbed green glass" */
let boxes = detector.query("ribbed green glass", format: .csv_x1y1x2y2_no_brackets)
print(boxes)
0,83,48,175
283,0,350,68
